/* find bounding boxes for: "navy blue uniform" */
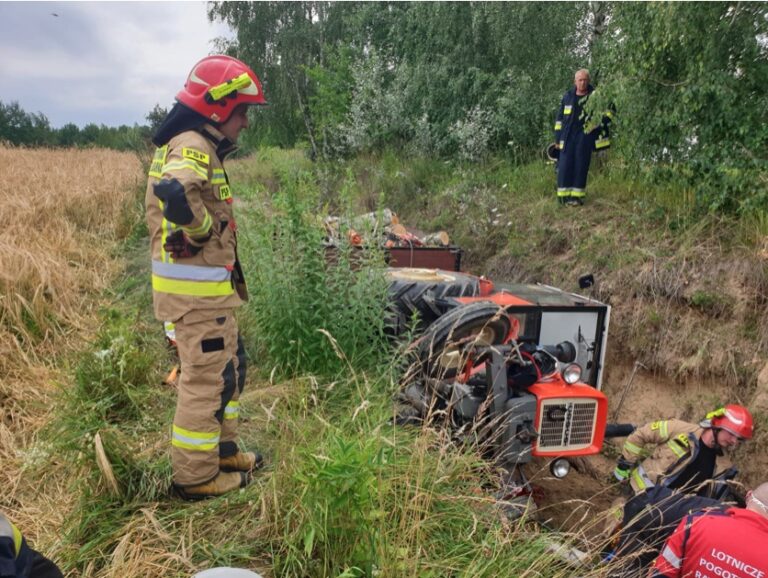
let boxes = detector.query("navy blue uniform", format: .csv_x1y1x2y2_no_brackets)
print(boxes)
554,85,611,203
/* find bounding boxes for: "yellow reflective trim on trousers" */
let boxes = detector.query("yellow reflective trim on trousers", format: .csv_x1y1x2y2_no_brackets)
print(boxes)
666,439,686,458
152,275,234,297
182,210,212,238
224,400,240,420
172,424,219,451
554,121,562,130
162,159,208,180
570,189,586,198
148,145,169,178
595,138,611,149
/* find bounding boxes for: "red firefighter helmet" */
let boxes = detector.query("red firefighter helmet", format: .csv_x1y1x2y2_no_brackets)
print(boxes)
176,55,266,124
705,404,754,440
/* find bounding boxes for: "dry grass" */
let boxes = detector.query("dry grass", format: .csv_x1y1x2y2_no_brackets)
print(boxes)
0,144,143,556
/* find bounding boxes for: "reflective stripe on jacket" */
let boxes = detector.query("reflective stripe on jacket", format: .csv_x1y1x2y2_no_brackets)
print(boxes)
145,125,247,322
621,419,731,493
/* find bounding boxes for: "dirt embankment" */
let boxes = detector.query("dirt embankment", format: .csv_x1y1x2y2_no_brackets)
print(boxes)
462,202,768,532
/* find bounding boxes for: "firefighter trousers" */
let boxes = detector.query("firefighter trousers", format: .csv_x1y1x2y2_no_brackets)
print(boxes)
557,130,594,199
171,309,246,486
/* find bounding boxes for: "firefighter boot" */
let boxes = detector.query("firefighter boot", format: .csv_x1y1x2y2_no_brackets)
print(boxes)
220,450,264,473
173,471,250,501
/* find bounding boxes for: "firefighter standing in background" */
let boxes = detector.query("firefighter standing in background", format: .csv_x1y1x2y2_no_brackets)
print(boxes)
614,404,753,495
146,55,266,499
651,481,768,577
0,512,62,578
553,69,612,206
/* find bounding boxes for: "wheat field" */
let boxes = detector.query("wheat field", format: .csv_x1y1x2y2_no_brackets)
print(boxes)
0,144,143,556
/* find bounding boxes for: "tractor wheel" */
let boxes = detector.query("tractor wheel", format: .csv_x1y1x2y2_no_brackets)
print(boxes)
416,301,512,379
387,268,481,335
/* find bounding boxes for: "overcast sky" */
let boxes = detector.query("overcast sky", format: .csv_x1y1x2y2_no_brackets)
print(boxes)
0,1,233,128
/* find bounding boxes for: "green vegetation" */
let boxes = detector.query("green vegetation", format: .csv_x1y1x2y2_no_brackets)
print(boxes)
209,2,767,216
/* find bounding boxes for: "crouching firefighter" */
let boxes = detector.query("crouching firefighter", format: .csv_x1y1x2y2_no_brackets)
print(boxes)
613,404,754,497
145,55,267,499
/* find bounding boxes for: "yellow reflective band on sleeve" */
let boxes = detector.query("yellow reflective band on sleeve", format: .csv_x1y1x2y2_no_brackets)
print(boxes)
181,210,212,238
666,439,687,458
623,441,645,457
152,275,235,297
605,110,614,120
12,523,21,557
651,420,669,438
554,121,562,131
208,72,252,101
162,159,208,180
218,184,232,201
564,105,572,115
595,138,611,149
172,424,220,452
559,140,565,150
182,148,210,166
148,145,169,178
224,400,240,420
211,169,227,185
632,468,651,490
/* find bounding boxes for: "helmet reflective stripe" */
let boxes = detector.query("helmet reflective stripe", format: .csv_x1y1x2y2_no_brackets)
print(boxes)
171,425,219,451
224,400,240,420
724,409,744,425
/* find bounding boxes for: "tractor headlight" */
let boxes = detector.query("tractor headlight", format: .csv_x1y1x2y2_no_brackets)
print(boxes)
562,363,582,384
550,458,571,479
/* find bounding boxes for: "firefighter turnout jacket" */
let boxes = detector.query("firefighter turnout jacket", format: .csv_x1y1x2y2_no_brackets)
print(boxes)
146,124,249,487
651,507,768,578
620,419,732,494
146,124,247,323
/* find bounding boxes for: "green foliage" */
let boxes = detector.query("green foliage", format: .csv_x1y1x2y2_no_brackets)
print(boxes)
208,2,588,157
0,99,153,150
51,308,161,452
238,171,394,379
593,2,768,215
291,433,386,576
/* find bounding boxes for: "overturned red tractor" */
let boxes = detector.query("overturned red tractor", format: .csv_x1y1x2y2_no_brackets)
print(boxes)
393,269,611,484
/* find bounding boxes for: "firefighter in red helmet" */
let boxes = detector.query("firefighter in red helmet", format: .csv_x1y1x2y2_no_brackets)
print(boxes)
614,404,753,496
146,55,266,499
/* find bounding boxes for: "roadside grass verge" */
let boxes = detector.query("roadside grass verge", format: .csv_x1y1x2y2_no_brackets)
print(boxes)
9,145,765,577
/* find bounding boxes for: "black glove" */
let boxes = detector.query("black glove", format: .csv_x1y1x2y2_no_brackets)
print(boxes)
614,456,635,483
163,230,202,259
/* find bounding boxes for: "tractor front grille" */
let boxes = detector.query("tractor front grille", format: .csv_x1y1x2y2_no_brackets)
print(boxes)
537,399,598,452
